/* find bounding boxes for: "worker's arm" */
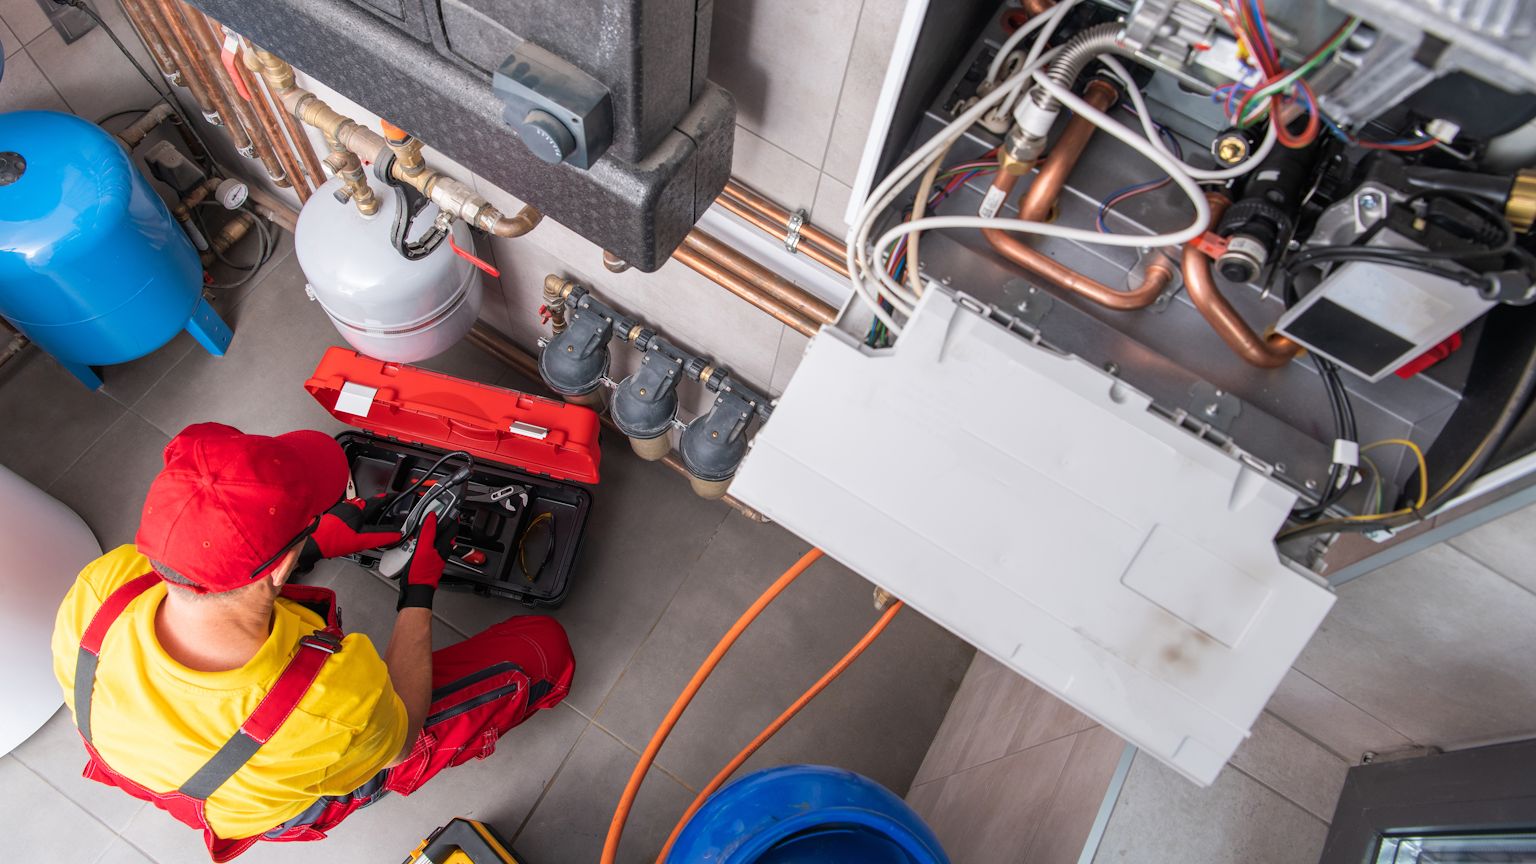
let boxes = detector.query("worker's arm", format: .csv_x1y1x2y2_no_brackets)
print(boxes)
382,607,432,766
382,513,453,767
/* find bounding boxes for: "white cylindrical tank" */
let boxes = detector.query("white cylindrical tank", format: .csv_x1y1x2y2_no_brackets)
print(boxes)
0,464,100,755
296,176,481,362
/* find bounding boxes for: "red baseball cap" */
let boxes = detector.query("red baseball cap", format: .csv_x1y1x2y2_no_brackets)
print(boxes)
136,423,349,593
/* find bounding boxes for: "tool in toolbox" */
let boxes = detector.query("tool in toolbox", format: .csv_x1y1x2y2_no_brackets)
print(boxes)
466,482,530,513
305,347,600,607
402,817,525,864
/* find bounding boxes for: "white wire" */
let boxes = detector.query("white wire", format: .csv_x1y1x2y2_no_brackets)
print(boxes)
846,2,1078,334
1097,55,1277,182
987,0,1080,85
868,65,1212,278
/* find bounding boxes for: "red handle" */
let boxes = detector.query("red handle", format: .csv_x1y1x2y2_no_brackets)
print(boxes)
449,235,500,277
221,35,253,102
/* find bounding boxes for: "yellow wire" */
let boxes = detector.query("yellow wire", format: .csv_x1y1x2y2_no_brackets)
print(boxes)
1359,438,1428,511
1279,438,1431,538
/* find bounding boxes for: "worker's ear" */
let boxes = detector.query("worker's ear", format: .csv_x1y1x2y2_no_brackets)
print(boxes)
268,546,303,590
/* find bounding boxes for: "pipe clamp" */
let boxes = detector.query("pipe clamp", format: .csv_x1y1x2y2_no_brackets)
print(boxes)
784,209,807,254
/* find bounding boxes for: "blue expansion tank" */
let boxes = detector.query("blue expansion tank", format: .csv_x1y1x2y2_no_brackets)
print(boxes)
666,765,950,864
0,110,231,389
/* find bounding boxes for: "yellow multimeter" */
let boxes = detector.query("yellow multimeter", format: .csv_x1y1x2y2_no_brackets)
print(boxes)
402,818,523,864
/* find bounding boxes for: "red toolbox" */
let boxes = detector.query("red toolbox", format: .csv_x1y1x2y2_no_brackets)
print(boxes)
305,347,600,607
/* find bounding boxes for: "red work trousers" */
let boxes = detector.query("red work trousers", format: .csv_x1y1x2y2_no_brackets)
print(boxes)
264,614,574,842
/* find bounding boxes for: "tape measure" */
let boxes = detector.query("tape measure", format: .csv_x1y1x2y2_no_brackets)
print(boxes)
402,818,524,864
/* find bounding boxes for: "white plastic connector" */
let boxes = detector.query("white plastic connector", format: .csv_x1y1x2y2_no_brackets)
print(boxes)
1332,438,1360,469
1012,89,1061,140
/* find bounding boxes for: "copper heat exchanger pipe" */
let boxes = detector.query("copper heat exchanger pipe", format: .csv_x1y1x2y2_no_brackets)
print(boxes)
982,80,1175,310
1182,194,1302,367
132,0,220,124
196,11,311,199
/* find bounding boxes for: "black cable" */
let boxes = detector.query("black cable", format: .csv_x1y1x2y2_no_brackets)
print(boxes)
1291,357,1356,522
386,451,475,514
61,1,169,102
1281,337,1536,541
96,107,150,126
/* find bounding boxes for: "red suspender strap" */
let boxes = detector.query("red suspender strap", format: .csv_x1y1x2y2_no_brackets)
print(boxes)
75,574,161,744
178,629,343,800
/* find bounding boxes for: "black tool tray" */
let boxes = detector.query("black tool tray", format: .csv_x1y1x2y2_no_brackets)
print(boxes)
337,432,591,607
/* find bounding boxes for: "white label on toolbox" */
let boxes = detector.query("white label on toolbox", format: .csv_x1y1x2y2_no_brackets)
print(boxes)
509,421,549,440
336,382,378,417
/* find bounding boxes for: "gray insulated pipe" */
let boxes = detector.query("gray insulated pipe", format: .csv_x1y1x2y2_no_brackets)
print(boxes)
1028,22,1127,115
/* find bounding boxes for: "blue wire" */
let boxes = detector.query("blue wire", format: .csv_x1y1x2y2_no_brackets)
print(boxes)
1247,0,1277,64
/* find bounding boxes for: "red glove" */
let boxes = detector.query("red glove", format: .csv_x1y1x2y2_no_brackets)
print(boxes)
397,512,455,610
298,496,403,571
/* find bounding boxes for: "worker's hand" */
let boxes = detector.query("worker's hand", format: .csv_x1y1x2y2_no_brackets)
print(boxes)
298,496,403,572
397,512,455,611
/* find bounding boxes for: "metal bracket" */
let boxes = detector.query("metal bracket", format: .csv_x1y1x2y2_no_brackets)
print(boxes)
784,209,807,254
1187,381,1242,433
1129,249,1182,312
1004,278,1055,327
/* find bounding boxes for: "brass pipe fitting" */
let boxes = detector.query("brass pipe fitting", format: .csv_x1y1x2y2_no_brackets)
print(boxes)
1182,194,1302,368
242,38,324,191
1507,169,1536,234
322,145,379,216
199,211,256,265
255,49,542,236
543,274,575,333
983,81,1174,311
381,120,426,177
603,250,631,273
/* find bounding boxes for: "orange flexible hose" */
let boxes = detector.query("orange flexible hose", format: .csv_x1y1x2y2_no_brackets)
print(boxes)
601,547,825,864
655,600,906,863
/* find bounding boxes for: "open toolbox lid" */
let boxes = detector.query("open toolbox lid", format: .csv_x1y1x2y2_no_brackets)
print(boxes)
305,347,601,484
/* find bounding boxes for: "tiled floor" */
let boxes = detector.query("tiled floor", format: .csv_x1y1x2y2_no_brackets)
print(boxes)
1,234,975,863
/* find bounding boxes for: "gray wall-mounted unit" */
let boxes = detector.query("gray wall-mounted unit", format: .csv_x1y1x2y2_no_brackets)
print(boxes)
190,0,733,271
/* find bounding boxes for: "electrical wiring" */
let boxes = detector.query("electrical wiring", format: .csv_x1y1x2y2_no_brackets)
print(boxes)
1361,439,1430,512
1318,113,1438,152
868,69,1213,270
847,0,1078,333
194,202,277,289
1100,55,1278,182
1360,454,1384,515
985,0,1080,86
1291,356,1356,522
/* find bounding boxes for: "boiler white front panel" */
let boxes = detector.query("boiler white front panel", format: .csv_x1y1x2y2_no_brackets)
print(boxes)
732,289,1335,786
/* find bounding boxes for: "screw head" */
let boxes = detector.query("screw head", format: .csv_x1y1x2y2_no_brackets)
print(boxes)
1214,134,1249,166
1305,478,1319,491
1103,362,1119,375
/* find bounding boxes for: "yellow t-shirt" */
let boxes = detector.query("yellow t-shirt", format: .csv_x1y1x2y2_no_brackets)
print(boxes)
52,546,408,839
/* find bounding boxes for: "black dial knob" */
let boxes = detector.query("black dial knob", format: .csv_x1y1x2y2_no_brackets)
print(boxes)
518,110,576,165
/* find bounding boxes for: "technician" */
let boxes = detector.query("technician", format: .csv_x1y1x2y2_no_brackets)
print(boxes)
51,423,574,860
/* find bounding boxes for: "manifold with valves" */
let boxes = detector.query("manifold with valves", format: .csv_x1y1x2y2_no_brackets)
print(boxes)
728,0,1536,787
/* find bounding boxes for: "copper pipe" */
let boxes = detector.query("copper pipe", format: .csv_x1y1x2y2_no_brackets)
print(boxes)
172,1,287,188
117,0,180,83
673,243,819,337
1022,0,1055,17
245,185,299,233
1183,195,1302,368
982,81,1177,310
133,0,219,122
465,322,768,522
723,180,846,258
240,37,325,191
683,231,838,326
1020,79,1117,221
714,194,851,278
200,14,309,200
